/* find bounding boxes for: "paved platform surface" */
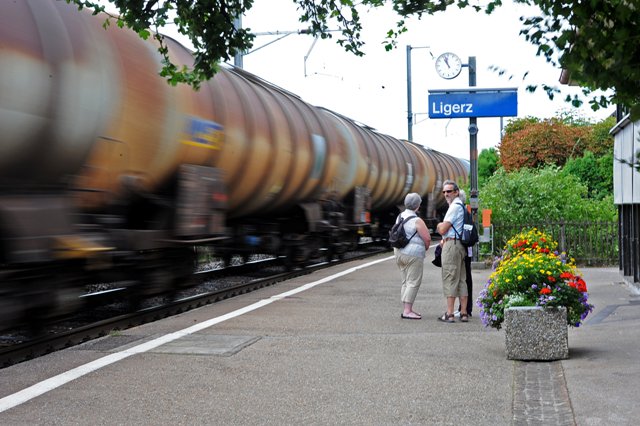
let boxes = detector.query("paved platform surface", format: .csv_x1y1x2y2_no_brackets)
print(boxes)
1,248,639,425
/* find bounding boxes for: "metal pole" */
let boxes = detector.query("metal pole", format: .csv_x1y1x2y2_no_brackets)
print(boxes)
406,45,413,141
233,17,243,68
468,56,479,261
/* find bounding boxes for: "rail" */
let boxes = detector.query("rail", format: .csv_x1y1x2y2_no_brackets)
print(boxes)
0,245,389,368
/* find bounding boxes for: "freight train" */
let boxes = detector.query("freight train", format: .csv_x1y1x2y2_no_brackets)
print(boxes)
0,0,468,330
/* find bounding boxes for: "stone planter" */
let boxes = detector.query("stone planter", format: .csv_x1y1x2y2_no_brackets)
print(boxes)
504,306,569,361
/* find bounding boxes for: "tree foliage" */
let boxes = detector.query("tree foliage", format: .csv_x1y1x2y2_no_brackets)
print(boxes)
478,147,500,186
521,0,640,117
66,0,256,88
503,116,541,137
480,166,616,226
498,119,589,171
584,116,616,156
65,0,640,116
561,151,613,200
498,116,614,172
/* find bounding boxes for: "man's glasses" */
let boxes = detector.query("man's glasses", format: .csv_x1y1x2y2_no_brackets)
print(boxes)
442,189,455,194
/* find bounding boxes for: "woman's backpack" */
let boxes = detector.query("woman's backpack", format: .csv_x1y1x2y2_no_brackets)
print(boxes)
388,215,417,248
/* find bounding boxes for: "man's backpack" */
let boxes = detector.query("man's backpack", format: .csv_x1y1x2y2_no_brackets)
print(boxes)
388,215,417,248
453,203,479,248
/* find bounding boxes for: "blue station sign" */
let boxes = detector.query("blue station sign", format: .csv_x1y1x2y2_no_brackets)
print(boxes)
428,88,518,119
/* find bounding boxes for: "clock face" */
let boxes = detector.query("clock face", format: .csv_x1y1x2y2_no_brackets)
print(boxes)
435,52,462,79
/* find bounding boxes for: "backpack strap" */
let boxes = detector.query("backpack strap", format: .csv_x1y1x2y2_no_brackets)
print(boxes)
399,214,418,242
452,202,466,241
397,213,418,223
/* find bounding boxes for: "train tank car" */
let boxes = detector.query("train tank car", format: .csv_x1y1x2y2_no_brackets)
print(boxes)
0,0,468,330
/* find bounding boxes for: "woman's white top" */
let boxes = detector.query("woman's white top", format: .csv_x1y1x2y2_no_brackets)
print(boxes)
396,209,426,258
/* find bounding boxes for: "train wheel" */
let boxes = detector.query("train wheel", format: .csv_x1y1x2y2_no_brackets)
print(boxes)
341,231,358,251
325,247,335,262
165,248,199,301
282,247,294,271
24,291,52,336
0,277,25,332
325,241,345,262
282,245,308,270
2,266,84,335
169,248,198,289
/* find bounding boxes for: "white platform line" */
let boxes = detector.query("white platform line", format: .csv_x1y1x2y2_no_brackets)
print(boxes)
0,255,394,413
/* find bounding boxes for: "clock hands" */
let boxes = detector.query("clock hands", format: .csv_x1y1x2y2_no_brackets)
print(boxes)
435,52,461,79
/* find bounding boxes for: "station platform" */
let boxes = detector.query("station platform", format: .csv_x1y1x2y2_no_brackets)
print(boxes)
1,248,639,425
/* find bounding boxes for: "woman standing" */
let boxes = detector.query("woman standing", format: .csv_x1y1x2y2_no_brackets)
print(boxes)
394,193,432,319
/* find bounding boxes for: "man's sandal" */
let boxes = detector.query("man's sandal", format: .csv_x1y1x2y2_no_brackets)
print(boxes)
438,312,455,323
460,313,469,322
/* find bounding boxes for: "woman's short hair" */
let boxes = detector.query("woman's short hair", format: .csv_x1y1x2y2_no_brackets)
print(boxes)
458,188,466,203
404,193,422,210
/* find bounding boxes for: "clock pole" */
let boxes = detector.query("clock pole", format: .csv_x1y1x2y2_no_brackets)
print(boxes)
467,56,479,262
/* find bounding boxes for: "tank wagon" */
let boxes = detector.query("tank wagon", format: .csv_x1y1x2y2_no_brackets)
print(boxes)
0,0,468,329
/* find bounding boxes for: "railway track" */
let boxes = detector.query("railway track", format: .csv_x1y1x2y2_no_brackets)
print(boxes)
0,244,389,368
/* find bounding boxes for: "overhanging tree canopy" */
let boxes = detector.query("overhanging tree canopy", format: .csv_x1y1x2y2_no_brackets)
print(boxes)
67,0,639,116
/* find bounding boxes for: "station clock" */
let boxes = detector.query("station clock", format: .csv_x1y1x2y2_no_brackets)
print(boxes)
435,52,462,79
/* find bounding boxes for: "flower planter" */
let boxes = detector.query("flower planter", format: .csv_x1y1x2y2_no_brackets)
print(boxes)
504,306,568,361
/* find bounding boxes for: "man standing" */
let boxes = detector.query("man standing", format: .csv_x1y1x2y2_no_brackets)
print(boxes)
435,180,469,323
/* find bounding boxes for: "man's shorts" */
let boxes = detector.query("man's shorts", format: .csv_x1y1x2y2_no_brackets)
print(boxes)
441,240,468,297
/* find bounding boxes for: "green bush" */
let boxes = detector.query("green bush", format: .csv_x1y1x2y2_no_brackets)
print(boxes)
561,151,613,200
478,147,500,186
480,165,616,225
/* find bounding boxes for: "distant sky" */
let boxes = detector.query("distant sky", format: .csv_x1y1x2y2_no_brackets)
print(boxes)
99,0,615,160
239,1,614,159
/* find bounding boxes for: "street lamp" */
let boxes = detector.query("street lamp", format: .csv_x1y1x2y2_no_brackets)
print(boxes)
406,45,431,141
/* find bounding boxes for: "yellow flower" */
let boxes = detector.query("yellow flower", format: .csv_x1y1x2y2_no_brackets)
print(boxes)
479,227,593,330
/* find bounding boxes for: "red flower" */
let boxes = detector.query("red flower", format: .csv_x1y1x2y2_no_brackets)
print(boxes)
568,281,577,289
577,278,587,292
540,287,551,295
560,272,573,279
548,276,556,283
